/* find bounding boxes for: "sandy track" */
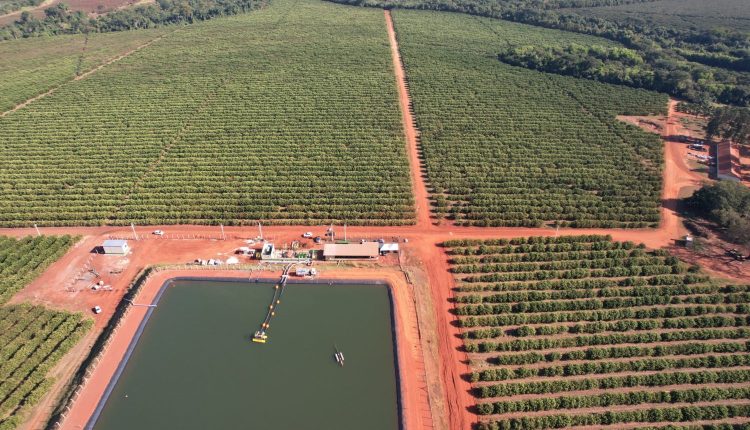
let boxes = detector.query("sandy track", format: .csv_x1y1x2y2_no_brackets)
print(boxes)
0,45,745,430
74,34,164,81
385,10,432,229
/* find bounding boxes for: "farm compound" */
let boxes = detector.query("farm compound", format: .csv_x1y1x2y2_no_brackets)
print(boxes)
323,243,380,260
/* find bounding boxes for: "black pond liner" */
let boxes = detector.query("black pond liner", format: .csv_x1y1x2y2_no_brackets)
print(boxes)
85,276,404,430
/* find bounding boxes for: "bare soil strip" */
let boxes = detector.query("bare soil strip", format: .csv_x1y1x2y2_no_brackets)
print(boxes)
0,37,746,430
385,10,433,229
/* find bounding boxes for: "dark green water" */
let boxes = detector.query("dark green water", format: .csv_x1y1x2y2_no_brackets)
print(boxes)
92,280,399,430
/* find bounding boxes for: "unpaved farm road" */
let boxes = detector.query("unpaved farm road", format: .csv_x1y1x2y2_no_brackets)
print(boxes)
1,96,732,430
2,11,739,430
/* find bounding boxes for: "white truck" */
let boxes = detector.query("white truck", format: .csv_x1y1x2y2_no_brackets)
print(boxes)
295,268,317,277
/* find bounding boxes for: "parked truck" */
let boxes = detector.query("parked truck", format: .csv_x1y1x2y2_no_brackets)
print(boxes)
295,267,317,277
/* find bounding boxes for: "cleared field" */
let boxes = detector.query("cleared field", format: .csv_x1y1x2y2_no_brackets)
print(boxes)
444,235,750,429
0,236,90,430
0,0,413,226
0,29,164,112
392,10,668,228
572,0,750,33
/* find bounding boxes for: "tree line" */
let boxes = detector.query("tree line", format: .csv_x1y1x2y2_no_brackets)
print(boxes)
686,181,750,246
497,43,749,106
327,0,749,106
0,0,267,41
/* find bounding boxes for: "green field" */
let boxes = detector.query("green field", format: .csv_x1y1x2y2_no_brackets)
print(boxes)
572,0,750,33
392,10,667,227
0,236,90,430
0,0,413,226
0,30,165,113
444,235,750,429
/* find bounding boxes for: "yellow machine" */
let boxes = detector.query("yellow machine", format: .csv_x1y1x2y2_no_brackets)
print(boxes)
252,330,268,343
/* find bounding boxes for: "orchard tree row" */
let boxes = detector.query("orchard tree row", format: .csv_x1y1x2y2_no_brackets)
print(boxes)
443,236,750,429
0,0,415,226
393,11,667,227
0,235,76,304
0,236,89,429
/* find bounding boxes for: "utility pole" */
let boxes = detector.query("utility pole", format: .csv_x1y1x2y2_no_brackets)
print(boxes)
220,224,226,240
33,224,41,237
344,223,347,242
258,222,263,241
131,223,138,241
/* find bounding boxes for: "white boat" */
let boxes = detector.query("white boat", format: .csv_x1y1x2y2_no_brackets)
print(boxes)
334,346,345,367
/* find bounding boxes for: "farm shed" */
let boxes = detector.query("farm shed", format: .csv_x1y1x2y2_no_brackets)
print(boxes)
716,141,742,182
379,243,399,254
323,243,379,260
102,240,129,255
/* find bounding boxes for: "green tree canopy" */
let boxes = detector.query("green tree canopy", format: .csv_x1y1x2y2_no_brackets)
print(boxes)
707,107,750,146
687,181,750,245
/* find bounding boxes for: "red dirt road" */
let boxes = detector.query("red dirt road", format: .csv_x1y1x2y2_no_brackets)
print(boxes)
3,17,743,430
3,111,731,428
659,99,705,238
385,9,432,229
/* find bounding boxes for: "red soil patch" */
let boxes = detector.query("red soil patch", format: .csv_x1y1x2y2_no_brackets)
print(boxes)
385,9,433,229
1,44,747,430
0,0,143,25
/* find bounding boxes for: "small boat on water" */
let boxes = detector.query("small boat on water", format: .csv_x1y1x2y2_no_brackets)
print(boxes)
334,346,345,367
252,330,267,343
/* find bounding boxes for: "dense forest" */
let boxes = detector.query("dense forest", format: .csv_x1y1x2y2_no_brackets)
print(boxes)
686,182,750,246
497,44,749,106
707,107,750,146
0,0,267,40
328,0,750,106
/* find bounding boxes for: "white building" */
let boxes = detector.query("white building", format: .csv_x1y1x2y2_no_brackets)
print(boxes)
323,243,379,260
379,243,400,255
102,240,129,255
